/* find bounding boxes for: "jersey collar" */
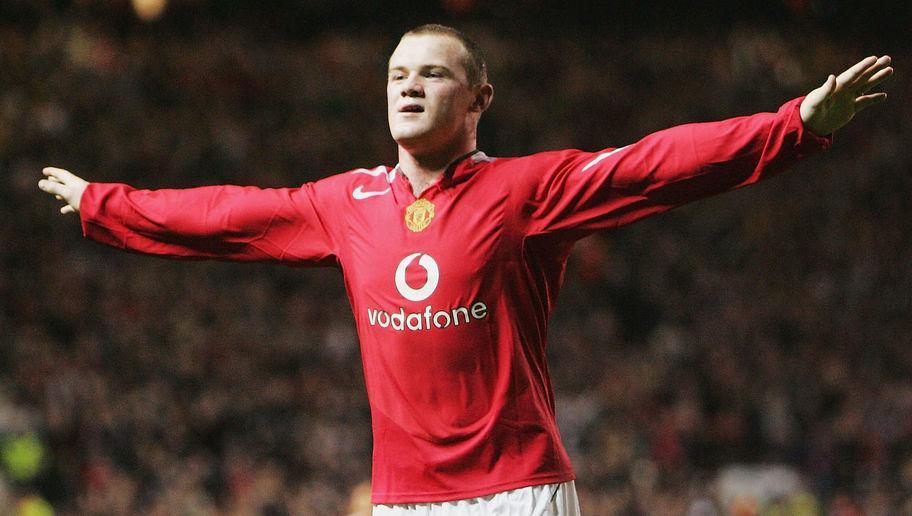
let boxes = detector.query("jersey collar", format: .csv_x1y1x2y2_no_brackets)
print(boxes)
392,150,493,189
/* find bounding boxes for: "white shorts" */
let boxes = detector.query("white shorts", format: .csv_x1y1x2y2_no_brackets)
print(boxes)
372,481,581,516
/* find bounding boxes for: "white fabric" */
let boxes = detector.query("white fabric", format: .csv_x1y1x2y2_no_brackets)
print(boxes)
372,481,580,516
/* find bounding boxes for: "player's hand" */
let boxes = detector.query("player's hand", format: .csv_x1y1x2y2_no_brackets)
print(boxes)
38,167,88,215
800,55,893,136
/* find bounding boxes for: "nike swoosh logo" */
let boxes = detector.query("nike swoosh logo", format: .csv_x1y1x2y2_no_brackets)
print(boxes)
352,186,391,200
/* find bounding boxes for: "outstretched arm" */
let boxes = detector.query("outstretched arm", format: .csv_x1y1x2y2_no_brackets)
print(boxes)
800,55,893,136
520,55,894,239
37,167,337,265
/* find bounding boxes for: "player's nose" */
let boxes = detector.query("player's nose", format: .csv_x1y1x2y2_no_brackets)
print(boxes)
401,75,424,97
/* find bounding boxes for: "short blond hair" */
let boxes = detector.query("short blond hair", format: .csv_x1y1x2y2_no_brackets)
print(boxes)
402,24,488,86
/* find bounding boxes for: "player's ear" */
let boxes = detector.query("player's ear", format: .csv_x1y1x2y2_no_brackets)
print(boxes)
471,83,494,113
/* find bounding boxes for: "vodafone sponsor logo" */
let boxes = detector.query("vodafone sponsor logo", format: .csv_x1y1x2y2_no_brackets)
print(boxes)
367,302,488,331
394,253,438,301
367,253,488,331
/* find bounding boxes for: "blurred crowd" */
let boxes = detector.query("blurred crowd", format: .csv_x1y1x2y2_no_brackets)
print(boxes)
1,2,911,515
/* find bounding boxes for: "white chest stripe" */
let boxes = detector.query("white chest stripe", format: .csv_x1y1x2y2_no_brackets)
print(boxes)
351,166,389,177
581,145,629,172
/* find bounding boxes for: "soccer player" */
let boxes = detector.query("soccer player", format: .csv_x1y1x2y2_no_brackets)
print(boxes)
39,24,892,515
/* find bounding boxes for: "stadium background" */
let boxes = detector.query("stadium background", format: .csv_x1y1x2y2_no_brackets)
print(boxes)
1,0,910,513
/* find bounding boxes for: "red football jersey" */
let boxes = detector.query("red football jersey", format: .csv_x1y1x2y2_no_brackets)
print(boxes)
79,98,829,503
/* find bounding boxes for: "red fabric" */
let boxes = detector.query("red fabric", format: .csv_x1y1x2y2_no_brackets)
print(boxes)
79,98,830,504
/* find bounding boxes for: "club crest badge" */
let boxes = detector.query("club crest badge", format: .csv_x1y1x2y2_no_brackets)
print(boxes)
404,199,435,232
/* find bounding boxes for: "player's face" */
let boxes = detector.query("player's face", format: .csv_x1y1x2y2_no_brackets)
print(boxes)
387,34,478,153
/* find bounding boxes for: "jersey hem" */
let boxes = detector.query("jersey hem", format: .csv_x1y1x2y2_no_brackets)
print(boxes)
370,471,576,505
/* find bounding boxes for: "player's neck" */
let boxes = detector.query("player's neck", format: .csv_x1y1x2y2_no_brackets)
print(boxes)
397,142,476,197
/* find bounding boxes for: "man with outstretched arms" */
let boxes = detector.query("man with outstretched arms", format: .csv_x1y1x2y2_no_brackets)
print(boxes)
40,24,892,515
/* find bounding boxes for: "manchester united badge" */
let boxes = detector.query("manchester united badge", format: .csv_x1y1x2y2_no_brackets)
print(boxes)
404,198,435,232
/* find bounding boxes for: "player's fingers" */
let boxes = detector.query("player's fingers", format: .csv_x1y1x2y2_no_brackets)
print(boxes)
55,195,63,201
808,75,837,106
805,75,833,107
855,92,887,111
43,166,77,184
60,205,75,215
836,56,878,88
850,56,891,90
824,74,837,97
38,178,65,196
859,66,894,94
42,167,62,178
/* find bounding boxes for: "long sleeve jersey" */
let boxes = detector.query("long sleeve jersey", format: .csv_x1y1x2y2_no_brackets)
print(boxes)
79,98,830,503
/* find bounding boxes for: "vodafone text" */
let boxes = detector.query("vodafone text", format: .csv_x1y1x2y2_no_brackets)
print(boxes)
367,302,488,331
